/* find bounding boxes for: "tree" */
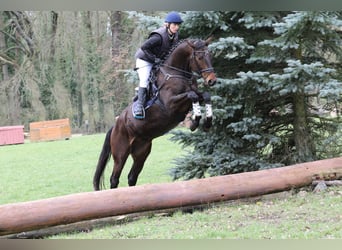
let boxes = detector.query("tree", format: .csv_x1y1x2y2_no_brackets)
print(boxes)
0,11,138,132
107,11,137,119
82,11,103,132
170,11,342,180
35,11,59,120
0,11,36,125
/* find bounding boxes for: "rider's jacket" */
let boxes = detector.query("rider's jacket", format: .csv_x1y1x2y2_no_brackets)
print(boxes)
135,27,179,63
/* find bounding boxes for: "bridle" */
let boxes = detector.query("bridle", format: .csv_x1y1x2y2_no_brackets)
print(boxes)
191,49,214,75
151,42,215,103
160,45,214,82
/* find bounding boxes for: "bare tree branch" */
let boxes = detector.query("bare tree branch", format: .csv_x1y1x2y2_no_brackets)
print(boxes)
8,11,35,56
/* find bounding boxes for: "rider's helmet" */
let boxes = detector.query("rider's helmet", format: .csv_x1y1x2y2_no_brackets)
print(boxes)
165,11,183,24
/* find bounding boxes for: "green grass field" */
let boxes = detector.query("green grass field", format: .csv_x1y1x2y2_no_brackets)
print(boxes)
0,131,341,239
0,131,183,205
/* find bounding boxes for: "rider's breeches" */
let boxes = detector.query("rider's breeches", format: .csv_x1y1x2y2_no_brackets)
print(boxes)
136,58,153,88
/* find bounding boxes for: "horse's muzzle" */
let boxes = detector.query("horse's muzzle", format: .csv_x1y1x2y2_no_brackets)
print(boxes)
206,72,217,86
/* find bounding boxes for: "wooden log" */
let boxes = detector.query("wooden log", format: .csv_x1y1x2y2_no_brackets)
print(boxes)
312,180,342,186
0,157,342,236
1,190,295,239
1,205,202,239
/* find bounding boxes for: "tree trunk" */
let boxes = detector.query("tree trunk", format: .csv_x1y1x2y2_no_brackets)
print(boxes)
292,46,315,163
0,12,20,124
0,13,9,81
76,57,84,128
293,91,315,162
0,14,11,123
50,11,58,58
110,11,122,61
0,157,341,236
82,11,96,132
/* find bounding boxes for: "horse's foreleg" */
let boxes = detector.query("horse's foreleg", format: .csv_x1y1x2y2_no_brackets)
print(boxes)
190,101,201,131
128,139,152,186
202,92,213,132
168,91,199,112
168,91,203,131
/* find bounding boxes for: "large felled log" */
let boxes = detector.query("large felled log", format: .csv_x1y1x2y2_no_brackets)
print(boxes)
0,157,342,236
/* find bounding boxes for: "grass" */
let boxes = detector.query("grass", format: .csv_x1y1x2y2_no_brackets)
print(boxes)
48,187,342,239
1,130,341,239
0,131,183,205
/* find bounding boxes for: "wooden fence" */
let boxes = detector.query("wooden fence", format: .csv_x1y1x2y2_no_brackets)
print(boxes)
0,125,25,146
29,118,71,142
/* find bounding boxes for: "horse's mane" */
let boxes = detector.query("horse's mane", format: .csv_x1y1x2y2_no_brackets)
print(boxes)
161,39,186,63
162,38,207,63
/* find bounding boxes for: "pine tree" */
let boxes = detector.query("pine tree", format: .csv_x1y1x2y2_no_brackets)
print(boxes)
170,11,342,180
249,11,342,162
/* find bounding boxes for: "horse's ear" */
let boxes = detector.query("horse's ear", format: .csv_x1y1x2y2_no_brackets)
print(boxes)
205,36,214,45
186,39,196,48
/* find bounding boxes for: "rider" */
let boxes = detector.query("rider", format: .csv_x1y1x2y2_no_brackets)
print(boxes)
133,11,183,119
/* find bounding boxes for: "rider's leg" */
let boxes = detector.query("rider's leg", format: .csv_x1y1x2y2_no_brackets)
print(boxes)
134,87,147,118
133,59,152,119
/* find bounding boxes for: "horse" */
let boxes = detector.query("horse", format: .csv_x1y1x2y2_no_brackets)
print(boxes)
93,38,217,190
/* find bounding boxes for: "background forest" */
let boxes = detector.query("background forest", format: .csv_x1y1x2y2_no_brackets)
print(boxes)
0,11,141,133
1,11,341,179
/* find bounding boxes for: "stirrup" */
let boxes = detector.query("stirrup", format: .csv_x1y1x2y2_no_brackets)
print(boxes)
132,103,145,119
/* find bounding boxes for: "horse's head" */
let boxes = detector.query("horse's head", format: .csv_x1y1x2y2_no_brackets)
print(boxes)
187,38,217,86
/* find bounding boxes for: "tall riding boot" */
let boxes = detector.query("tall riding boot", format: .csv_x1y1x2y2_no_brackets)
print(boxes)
133,87,147,119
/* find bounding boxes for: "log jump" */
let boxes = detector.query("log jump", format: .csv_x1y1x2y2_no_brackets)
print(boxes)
0,157,341,236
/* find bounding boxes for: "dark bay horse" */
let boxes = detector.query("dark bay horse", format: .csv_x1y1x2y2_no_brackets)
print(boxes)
93,38,217,190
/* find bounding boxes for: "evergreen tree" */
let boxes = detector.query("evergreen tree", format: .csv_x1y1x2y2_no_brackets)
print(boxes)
170,11,342,180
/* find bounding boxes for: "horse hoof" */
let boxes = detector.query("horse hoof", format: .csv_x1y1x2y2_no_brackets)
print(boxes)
203,126,210,132
190,125,198,131
190,121,199,131
202,123,212,132
202,117,212,132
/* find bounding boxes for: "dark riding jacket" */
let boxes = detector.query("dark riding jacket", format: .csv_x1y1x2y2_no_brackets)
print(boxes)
135,27,179,63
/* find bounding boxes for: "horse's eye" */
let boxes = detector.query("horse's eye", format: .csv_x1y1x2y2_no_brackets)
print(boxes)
196,53,204,60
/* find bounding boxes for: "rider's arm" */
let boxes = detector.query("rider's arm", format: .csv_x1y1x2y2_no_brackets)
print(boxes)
140,34,162,63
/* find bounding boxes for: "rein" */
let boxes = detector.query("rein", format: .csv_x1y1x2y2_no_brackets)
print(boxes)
145,66,194,110
156,66,194,94
160,64,194,80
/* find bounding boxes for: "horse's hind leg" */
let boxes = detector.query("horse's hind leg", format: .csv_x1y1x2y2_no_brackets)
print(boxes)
110,148,130,188
127,139,152,186
110,127,130,188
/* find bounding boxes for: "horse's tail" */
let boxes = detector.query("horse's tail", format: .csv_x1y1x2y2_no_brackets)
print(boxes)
93,126,113,191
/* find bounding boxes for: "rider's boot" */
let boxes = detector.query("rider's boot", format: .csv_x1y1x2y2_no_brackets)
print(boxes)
133,87,147,119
